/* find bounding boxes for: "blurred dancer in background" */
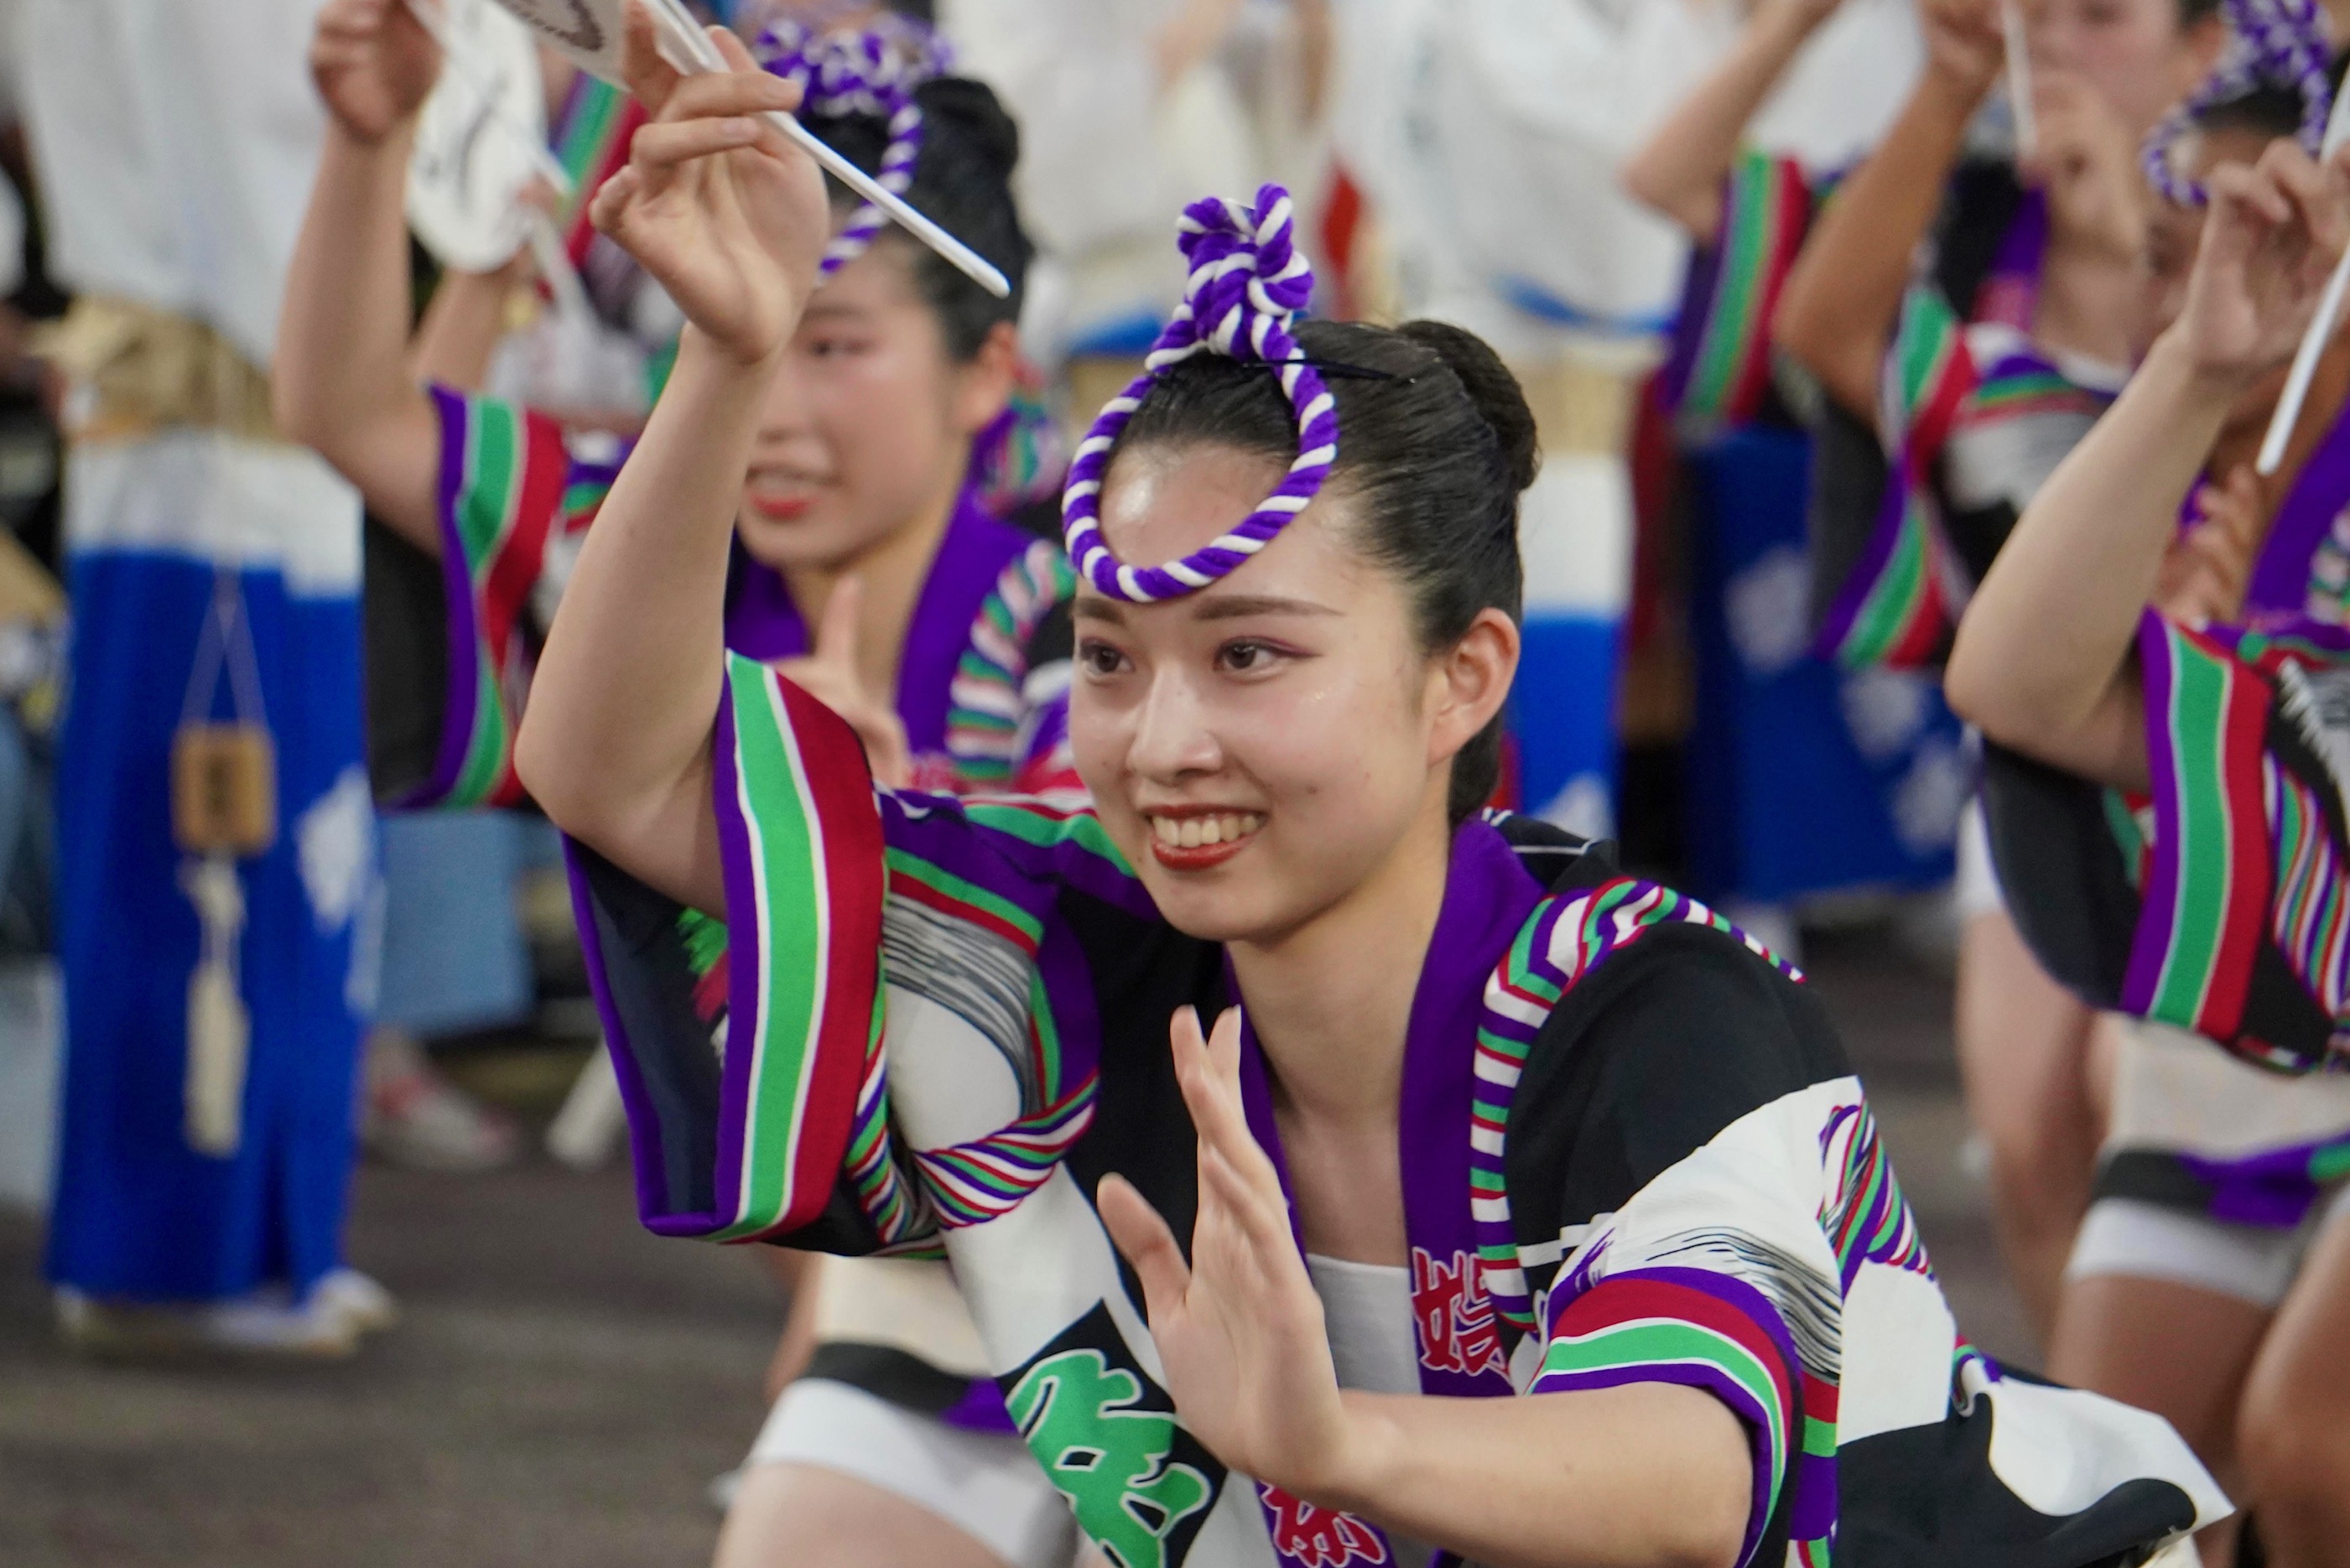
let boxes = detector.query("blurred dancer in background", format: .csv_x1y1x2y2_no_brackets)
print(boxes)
25,0,392,1358
282,3,1087,1563
1775,0,2223,1339
1949,62,2350,1560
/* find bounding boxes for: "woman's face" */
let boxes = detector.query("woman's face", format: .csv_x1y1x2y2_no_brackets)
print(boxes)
1070,443,1516,947
2028,0,2216,140
736,237,1010,575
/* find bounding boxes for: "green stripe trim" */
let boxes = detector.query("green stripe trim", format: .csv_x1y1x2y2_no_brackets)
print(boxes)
455,400,523,573
712,658,834,1240
2146,626,2237,1022
960,802,1136,875
886,847,1045,946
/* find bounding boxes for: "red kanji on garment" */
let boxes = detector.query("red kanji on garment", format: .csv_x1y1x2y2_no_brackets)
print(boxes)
1260,1485,1389,1567
1411,1246,1506,1377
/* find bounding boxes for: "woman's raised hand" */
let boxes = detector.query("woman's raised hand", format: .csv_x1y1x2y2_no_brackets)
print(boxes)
1917,0,2004,101
767,578,914,790
1096,1008,1358,1497
590,3,831,368
2155,465,2269,628
310,0,441,145
2028,72,2148,265
2175,142,2350,386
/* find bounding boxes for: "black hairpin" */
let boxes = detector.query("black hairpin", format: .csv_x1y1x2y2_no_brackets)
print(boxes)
1271,356,1401,382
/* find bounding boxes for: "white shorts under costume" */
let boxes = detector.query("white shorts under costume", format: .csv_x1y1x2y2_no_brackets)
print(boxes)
748,1377,1079,1568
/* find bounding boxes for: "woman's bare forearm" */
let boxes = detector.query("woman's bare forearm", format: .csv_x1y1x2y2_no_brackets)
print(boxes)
514,328,777,913
1622,1,1826,243
1774,67,1983,421
1947,330,2249,789
276,120,443,548
409,263,523,392
1321,1384,1750,1568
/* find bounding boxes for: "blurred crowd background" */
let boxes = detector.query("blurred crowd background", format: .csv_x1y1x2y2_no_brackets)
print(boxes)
0,0,2211,1562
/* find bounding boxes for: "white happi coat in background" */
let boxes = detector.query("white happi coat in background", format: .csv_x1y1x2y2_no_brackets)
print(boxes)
940,0,1319,364
26,0,377,1304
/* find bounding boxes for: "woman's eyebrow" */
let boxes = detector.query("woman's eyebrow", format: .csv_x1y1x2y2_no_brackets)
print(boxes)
1190,594,1339,620
1072,597,1126,624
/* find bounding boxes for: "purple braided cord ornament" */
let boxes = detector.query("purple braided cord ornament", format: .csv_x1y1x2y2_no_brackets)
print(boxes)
1061,184,1338,603
756,16,952,276
2143,0,2333,206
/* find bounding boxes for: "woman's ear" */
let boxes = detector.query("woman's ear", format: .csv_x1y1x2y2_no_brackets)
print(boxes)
1426,608,1520,769
952,319,1021,439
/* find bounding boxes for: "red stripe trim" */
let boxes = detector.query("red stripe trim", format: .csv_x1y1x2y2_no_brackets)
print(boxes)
2202,641,2278,1038
1730,164,1811,418
886,864,1036,951
772,673,887,1232
1557,1276,1796,1446
476,413,566,664
1905,336,1979,478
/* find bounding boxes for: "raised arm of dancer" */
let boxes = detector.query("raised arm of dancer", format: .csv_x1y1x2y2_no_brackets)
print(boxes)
408,257,529,393
512,9,828,913
1773,0,2001,421
1100,1010,1754,1568
1947,143,2350,789
278,0,445,550
1621,0,1845,243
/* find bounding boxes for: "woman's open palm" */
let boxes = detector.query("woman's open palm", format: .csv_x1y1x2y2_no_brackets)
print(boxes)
1097,1008,1354,1493
590,4,830,366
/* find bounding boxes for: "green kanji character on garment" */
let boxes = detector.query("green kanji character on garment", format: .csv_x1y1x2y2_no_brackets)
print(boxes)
1008,1347,1213,1568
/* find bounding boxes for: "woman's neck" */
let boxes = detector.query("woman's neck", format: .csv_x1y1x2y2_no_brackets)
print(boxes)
782,470,964,702
1229,794,1455,1132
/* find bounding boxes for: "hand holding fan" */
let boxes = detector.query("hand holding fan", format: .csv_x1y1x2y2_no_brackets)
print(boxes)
478,0,1010,297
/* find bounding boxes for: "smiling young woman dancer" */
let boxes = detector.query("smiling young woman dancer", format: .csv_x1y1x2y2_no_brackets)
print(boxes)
504,16,2225,1567
1947,107,2350,1560
281,5,1087,1566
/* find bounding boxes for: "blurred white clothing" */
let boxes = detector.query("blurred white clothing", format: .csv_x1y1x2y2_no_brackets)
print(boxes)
23,0,331,369
941,0,1317,360
1687,0,1924,177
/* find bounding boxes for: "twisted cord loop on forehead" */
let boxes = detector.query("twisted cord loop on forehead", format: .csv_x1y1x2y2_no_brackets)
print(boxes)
1060,184,1339,603
755,15,952,276
2144,0,2334,207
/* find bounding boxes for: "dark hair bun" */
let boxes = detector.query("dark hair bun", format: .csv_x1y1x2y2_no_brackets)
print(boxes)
1396,319,1540,495
912,76,1022,187
803,71,1031,357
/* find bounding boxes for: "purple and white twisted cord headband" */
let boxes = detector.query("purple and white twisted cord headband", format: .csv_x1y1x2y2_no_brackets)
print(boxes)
755,15,953,276
1060,184,1338,603
2144,0,2333,205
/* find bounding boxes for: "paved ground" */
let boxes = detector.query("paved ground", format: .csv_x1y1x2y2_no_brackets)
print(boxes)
0,926,2025,1568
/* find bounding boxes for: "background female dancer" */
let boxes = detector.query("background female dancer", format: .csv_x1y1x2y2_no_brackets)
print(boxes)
280,4,1082,1566
512,13,2226,1563
1948,117,2350,1565
1775,0,2225,1340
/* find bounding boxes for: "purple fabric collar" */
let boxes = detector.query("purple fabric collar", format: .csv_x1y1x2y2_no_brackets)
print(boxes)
2248,399,2350,615
722,486,1027,754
